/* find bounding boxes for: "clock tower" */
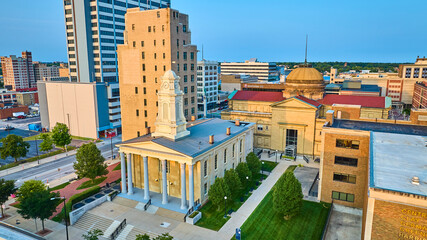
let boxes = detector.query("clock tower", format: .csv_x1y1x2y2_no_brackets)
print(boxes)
152,70,190,140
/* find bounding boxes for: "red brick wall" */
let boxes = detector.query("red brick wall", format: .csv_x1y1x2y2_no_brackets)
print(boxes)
0,105,29,119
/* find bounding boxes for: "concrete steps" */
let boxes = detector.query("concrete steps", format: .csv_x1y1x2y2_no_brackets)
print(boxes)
125,226,159,240
113,196,138,208
116,225,133,240
73,212,113,233
102,220,121,238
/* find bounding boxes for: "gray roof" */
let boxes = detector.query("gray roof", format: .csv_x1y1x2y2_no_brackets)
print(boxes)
124,118,254,158
331,119,427,136
370,132,427,197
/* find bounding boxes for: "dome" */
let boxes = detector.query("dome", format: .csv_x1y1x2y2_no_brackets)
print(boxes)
286,67,324,83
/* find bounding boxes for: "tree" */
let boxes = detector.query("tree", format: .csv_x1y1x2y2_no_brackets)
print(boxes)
0,179,16,217
235,162,252,189
17,180,46,202
74,142,108,183
224,169,241,199
51,123,71,150
136,234,151,240
39,133,53,152
273,171,303,220
17,189,59,231
0,134,30,162
246,152,261,178
82,229,103,240
208,178,230,210
153,233,173,240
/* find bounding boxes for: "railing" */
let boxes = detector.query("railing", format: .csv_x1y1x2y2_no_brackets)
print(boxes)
321,201,334,240
144,199,151,211
110,218,127,240
303,155,309,163
308,172,319,197
184,206,194,222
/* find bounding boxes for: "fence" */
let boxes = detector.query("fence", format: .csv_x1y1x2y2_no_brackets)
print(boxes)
144,199,151,211
321,201,334,240
110,219,127,240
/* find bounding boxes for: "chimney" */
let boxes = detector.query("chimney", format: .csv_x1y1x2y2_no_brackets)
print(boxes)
226,127,231,135
326,110,334,126
191,115,196,121
209,135,214,144
235,119,240,126
412,176,420,185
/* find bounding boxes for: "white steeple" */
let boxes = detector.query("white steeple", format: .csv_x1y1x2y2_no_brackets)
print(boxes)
152,70,190,141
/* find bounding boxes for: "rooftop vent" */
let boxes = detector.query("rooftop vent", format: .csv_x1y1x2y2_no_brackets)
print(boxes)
226,127,231,135
412,176,420,185
209,135,214,144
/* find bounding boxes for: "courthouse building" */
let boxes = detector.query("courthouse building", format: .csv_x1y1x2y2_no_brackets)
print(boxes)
117,71,254,212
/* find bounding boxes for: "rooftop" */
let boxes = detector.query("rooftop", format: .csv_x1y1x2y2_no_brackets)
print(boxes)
230,90,285,102
330,119,427,136
318,95,388,108
294,95,321,108
122,118,254,158
370,132,427,197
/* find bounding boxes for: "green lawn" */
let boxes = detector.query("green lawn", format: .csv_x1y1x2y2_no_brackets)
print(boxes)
232,165,330,240
23,132,97,141
113,163,121,171
49,182,70,191
261,161,278,172
76,177,107,190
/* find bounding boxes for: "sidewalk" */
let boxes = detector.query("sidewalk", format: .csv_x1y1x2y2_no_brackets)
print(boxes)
218,160,290,238
0,138,120,178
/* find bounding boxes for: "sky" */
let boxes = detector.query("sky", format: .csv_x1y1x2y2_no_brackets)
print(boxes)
0,0,426,63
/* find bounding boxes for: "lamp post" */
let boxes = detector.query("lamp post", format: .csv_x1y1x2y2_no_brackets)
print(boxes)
275,150,278,163
261,162,265,180
33,134,39,164
224,196,227,218
51,197,69,240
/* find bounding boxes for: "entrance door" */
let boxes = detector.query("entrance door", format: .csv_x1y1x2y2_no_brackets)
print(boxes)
286,129,298,148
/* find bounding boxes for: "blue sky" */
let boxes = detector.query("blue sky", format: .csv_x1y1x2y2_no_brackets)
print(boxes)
0,0,426,63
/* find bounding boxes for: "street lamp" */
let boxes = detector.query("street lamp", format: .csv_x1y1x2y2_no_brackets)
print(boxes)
33,134,39,164
261,162,265,180
275,150,278,163
51,196,69,240
224,196,227,218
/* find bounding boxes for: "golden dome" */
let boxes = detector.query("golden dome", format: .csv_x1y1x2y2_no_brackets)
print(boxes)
286,67,324,83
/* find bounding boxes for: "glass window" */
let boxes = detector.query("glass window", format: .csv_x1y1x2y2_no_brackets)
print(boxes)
224,149,227,163
204,161,207,177
286,129,298,148
335,156,358,167
332,191,354,202
336,139,359,149
215,155,218,170
333,173,356,184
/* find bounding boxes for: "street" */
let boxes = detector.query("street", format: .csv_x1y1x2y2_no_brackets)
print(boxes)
2,136,122,187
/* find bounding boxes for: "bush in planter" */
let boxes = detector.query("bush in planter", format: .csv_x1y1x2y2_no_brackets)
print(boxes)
189,211,199,218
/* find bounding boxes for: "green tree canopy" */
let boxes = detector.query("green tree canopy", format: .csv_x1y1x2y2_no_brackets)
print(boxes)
0,134,30,162
235,162,252,189
208,178,230,209
153,233,174,240
51,123,71,150
39,133,53,152
74,142,108,183
18,180,46,202
273,171,303,220
17,189,59,230
224,169,241,199
0,179,16,217
246,152,261,178
136,234,151,240
82,229,103,240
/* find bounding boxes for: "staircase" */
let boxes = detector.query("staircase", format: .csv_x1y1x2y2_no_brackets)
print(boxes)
74,212,113,233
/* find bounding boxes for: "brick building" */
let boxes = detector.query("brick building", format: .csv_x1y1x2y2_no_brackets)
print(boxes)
0,51,35,90
412,81,427,109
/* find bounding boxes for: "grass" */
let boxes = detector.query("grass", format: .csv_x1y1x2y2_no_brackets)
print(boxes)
23,132,97,141
49,182,71,191
261,161,278,172
231,165,330,240
113,163,121,171
76,177,107,190
0,146,76,171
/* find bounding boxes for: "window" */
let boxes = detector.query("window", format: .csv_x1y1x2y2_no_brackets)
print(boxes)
137,131,140,137
162,39,165,46
333,173,356,184
191,75,195,82
154,40,156,46
336,139,359,149
191,97,195,104
136,109,139,116
184,75,188,82
153,26,155,32
144,110,147,117
184,87,188,93
184,98,188,106
154,53,157,59
176,26,179,33
257,125,263,131
143,87,147,94
184,109,188,117
240,140,243,152
145,121,148,128
177,39,179,47
286,129,298,147
191,64,194,71
335,156,358,167
132,24,135,30
224,149,227,163
191,86,194,92
148,26,151,32
184,64,187,71
177,51,179,59
190,52,194,60
155,65,157,71
135,87,138,94
141,52,145,59
157,11,160,18
204,161,207,177
332,191,354,202
183,52,187,60
191,108,195,114
204,183,207,195
232,144,235,157
163,53,166,59
143,76,146,83
215,155,218,170
142,64,145,71
144,99,147,106
141,41,144,47
162,25,164,31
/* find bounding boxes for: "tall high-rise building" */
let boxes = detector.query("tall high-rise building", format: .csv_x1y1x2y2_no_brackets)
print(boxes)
117,7,198,141
197,60,218,117
0,51,35,90
56,0,169,135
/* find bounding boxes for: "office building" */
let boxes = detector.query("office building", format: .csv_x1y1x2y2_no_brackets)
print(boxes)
117,70,254,213
220,74,257,92
197,60,219,117
33,62,60,82
220,58,279,82
117,7,198,141
0,51,35,90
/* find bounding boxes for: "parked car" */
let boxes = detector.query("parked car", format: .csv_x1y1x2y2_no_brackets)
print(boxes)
4,125,14,131
17,115,26,119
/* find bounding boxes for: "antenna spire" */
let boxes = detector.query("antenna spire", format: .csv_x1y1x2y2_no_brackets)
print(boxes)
202,44,204,60
305,34,308,65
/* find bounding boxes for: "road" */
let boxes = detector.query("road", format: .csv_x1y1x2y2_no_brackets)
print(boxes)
2,136,122,187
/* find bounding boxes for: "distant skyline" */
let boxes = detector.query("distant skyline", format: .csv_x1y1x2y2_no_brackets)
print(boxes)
0,0,426,63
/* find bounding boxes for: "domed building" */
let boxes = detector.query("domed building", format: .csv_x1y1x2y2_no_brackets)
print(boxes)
283,64,325,100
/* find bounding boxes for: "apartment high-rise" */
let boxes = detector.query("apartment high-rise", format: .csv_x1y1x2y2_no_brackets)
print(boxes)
117,7,197,141
197,60,219,117
0,51,35,90
33,62,60,82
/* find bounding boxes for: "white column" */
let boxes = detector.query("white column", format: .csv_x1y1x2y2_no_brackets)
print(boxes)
127,153,133,195
143,156,150,200
120,152,127,194
189,164,194,208
180,163,187,210
161,159,168,204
